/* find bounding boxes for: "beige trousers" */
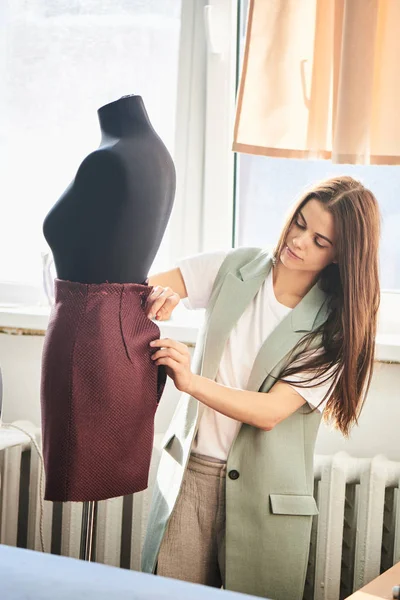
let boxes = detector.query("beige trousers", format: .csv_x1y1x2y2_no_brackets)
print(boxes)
156,452,227,588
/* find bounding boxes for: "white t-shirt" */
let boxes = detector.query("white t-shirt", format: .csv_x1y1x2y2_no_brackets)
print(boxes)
177,249,335,461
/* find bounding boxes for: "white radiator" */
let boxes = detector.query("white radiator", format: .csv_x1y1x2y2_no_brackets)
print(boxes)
1,422,399,600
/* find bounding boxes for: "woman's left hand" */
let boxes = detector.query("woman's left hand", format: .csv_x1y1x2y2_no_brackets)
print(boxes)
150,338,193,393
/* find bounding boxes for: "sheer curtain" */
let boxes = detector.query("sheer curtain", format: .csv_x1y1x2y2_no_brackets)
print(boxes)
233,0,400,165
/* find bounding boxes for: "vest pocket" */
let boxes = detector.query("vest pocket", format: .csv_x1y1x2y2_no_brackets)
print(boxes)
269,493,319,516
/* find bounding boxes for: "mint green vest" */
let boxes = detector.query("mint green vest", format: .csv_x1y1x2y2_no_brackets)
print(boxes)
142,247,330,600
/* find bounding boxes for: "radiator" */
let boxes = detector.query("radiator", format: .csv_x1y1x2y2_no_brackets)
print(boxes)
1,422,399,600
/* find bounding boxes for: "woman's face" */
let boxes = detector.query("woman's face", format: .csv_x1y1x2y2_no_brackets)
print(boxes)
280,199,337,274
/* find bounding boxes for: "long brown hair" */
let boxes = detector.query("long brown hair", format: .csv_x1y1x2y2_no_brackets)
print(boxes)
273,176,381,436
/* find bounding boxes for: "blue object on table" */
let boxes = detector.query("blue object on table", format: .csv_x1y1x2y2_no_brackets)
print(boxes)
0,544,260,600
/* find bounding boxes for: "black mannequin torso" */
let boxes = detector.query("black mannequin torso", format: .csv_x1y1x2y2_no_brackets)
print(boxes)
43,95,176,284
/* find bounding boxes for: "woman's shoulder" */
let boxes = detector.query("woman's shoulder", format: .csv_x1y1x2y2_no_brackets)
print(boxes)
223,245,273,265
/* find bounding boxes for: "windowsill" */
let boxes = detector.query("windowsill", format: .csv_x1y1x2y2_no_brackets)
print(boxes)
0,304,399,363
0,303,203,345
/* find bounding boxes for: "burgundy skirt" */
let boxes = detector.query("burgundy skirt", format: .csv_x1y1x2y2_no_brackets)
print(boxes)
40,279,166,502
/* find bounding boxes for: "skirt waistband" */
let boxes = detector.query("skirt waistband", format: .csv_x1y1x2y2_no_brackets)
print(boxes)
54,278,149,295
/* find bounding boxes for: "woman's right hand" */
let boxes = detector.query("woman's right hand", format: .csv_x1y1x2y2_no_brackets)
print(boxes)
146,286,181,321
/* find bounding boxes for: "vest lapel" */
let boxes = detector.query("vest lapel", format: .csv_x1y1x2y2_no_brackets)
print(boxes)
201,250,273,382
246,280,330,392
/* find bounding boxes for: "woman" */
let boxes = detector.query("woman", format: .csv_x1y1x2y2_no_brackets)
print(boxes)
141,176,381,600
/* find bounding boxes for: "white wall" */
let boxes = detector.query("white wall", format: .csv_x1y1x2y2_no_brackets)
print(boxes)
1,332,399,461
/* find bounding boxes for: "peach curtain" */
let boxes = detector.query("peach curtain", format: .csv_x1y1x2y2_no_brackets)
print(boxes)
233,0,400,164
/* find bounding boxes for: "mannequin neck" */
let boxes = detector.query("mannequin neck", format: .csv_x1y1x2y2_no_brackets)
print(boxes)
97,95,153,139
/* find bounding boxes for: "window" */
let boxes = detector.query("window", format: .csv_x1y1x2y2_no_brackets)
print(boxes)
235,0,400,295
0,0,188,300
202,0,400,337
236,155,400,293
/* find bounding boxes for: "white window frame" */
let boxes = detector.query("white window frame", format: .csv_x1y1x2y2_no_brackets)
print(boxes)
168,0,208,263
172,0,238,257
201,0,238,252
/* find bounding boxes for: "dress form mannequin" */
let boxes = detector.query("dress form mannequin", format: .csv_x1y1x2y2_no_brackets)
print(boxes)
41,95,176,560
43,94,175,284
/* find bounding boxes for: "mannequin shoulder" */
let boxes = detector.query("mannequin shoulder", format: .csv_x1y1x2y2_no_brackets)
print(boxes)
76,148,124,180
72,149,127,199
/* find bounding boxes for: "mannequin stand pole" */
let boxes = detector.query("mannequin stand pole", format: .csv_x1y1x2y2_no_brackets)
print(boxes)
80,501,98,561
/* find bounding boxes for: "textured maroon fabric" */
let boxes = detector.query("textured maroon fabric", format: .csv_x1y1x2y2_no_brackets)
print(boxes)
40,279,166,502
